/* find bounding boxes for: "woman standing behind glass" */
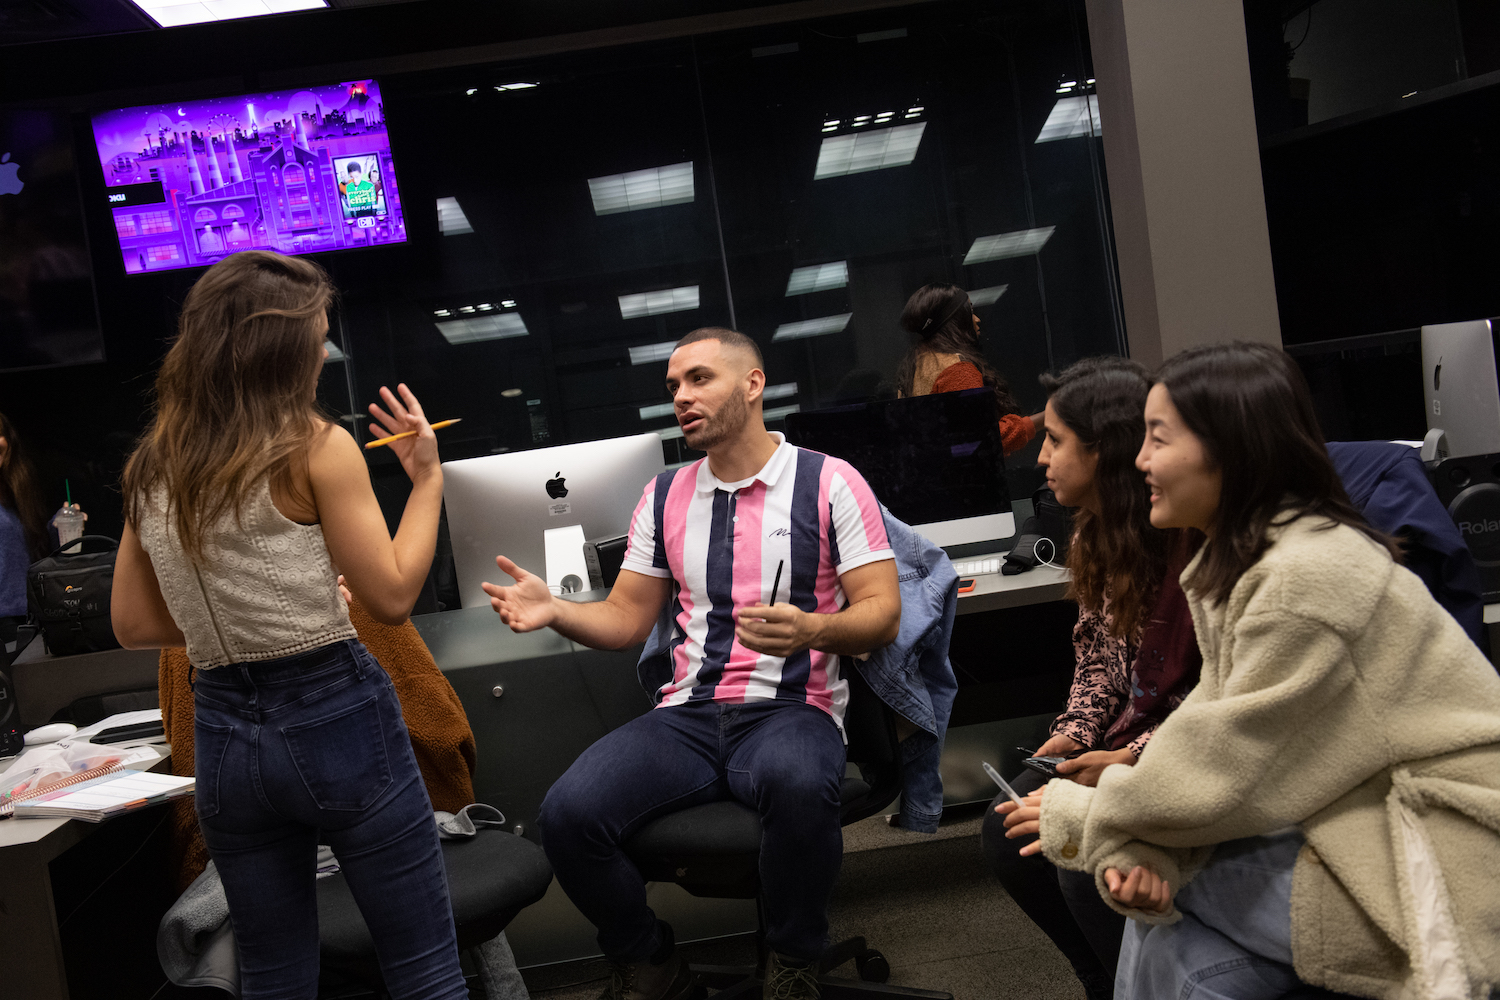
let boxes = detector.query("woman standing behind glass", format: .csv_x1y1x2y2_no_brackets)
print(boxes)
110,250,469,1000
0,411,49,638
895,282,1043,456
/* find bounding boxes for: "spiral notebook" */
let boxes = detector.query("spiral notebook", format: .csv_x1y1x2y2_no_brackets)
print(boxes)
1,765,194,822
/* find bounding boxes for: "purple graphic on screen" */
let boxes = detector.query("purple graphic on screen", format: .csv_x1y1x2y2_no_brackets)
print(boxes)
91,80,406,274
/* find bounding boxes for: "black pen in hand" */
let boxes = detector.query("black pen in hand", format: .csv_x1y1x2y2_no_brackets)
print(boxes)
769,559,784,606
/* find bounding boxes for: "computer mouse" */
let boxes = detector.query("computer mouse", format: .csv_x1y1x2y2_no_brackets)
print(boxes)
23,723,77,746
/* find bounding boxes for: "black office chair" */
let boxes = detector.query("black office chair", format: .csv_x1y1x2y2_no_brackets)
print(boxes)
623,664,953,1000
315,826,553,997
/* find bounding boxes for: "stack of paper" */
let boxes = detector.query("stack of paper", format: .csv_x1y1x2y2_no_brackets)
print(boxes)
12,769,194,822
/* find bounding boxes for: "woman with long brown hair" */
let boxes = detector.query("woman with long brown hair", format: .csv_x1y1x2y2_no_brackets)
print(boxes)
895,282,1043,455
111,250,469,1000
0,411,50,630
1003,343,1500,1000
980,356,1201,1000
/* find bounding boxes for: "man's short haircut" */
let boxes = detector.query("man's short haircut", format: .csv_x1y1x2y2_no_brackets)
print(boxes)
347,162,361,174
674,326,764,371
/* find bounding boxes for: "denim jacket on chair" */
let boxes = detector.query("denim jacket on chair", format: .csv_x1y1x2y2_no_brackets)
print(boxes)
635,507,959,833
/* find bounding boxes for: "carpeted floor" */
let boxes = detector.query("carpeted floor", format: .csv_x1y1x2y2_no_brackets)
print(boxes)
522,805,1085,1000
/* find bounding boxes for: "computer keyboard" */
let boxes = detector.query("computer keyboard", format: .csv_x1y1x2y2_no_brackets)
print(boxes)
951,557,1002,576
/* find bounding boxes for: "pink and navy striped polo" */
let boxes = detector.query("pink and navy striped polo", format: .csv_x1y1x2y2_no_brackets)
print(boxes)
620,433,893,727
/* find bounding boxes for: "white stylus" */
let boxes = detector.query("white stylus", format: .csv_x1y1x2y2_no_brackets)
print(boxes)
982,761,1028,808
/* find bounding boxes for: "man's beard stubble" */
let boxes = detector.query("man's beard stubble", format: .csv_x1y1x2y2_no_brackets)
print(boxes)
682,389,751,452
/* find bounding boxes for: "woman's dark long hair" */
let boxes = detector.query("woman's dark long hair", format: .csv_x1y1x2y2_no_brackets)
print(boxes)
121,250,335,563
0,412,50,560
896,282,1020,415
1044,357,1170,638
1154,342,1399,605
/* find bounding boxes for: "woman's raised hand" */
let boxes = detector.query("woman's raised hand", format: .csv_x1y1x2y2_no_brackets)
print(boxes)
368,383,440,484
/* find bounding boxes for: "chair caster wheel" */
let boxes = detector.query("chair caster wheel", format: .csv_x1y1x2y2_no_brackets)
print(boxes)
855,949,890,983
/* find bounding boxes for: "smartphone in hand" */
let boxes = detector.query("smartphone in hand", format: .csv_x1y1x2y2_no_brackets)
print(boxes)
1017,745,1089,779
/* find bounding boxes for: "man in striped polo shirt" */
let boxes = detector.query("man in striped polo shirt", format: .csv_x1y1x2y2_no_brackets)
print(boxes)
483,328,900,1000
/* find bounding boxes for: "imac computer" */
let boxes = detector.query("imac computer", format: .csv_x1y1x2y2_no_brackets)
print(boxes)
784,388,1014,555
1422,318,1500,460
442,433,666,609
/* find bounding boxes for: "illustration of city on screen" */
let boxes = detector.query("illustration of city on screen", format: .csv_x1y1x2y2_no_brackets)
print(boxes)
91,80,406,274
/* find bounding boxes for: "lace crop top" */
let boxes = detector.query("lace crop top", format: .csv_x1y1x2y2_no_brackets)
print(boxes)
135,479,356,668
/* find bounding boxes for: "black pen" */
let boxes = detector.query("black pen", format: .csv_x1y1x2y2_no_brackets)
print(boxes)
769,559,784,606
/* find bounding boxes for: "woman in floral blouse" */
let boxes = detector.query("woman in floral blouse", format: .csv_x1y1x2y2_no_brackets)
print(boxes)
979,357,1201,1000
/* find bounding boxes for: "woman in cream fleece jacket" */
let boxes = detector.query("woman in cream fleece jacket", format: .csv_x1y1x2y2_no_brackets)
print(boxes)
1001,343,1500,1000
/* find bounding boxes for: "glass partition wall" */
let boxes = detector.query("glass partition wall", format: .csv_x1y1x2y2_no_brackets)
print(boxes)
310,0,1119,605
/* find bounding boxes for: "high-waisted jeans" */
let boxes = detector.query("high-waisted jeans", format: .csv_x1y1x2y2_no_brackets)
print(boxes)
538,700,847,963
192,639,468,1000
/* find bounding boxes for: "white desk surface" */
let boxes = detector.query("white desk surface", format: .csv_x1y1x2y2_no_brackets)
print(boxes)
953,559,1071,615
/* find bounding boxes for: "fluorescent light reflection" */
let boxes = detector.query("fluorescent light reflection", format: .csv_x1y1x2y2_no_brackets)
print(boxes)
588,162,694,216
785,262,848,296
814,123,925,179
969,285,1009,306
629,341,678,365
619,285,700,319
129,0,325,27
963,227,1056,264
436,197,474,235
323,340,345,362
763,405,801,421
640,381,796,421
773,314,852,342
1036,95,1101,143
435,314,529,345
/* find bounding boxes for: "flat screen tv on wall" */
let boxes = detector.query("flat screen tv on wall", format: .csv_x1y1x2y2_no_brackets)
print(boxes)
90,79,406,274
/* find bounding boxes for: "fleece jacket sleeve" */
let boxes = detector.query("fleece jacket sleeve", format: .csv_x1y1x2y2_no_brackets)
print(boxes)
1038,605,1384,919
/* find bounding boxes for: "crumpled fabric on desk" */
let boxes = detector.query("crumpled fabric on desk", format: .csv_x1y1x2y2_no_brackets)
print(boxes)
157,836,530,1000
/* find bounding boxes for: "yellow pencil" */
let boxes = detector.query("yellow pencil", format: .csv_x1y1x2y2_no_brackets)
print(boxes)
363,418,462,450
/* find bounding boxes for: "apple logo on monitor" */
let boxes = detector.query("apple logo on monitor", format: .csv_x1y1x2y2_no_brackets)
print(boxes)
546,472,568,499
0,153,23,197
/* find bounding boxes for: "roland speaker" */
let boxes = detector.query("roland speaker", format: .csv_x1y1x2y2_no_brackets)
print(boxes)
1430,452,1500,602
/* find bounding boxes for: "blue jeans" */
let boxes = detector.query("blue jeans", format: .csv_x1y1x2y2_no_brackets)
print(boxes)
1116,829,1305,1000
539,700,847,963
193,640,468,1000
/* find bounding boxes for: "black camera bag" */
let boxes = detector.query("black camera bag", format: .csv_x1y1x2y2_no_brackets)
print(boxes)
28,535,121,656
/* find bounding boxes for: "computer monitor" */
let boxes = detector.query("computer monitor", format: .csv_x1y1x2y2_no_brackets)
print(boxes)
0,109,105,371
1422,318,1500,459
442,433,666,609
784,388,1014,554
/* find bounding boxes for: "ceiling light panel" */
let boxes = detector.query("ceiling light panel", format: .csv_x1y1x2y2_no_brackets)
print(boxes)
963,227,1056,265
1036,95,1102,143
763,404,802,421
969,284,1009,306
772,313,852,342
435,314,529,345
619,285,700,319
629,341,678,365
588,162,695,216
639,402,675,420
436,197,474,236
785,262,848,296
129,0,325,27
815,123,926,180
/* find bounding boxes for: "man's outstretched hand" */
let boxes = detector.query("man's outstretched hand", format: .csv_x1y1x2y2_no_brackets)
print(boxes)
482,555,557,633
